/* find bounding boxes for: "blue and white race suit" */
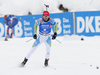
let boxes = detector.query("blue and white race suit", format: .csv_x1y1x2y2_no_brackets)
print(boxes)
26,18,57,59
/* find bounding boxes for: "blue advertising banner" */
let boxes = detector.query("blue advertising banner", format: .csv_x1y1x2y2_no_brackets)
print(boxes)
0,12,73,37
75,11,100,36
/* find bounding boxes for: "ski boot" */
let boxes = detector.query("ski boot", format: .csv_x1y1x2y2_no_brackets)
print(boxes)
20,58,28,67
10,33,13,38
44,59,49,67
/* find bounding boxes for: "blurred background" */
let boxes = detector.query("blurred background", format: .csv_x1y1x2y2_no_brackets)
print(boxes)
0,0,99,16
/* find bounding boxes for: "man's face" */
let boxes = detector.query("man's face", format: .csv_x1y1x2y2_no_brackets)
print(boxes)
43,16,49,21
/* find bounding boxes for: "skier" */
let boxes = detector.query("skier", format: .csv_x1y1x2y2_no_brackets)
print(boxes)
21,11,58,67
4,15,18,38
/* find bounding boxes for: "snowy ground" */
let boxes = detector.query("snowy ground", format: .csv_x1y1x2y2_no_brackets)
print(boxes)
0,35,100,75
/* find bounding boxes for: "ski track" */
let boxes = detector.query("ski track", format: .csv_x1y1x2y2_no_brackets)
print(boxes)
0,36,100,75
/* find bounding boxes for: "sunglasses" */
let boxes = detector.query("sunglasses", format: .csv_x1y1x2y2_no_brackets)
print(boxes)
43,15,49,17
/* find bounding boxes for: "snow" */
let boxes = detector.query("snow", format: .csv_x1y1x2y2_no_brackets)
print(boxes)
0,0,100,16
0,35,100,75
0,0,100,75
0,0,61,16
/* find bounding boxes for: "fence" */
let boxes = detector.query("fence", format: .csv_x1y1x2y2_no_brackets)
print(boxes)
0,11,100,37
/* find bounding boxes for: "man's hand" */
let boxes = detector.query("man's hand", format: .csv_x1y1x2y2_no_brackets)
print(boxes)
52,32,57,40
33,34,37,39
4,22,6,24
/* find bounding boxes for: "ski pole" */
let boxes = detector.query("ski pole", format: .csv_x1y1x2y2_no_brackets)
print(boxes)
55,39,61,44
26,34,39,43
26,38,33,43
19,17,33,21
51,36,61,44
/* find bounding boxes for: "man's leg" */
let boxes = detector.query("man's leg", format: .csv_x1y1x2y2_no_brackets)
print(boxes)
45,42,51,59
21,36,41,66
10,28,13,38
7,27,9,38
26,44,40,59
44,37,51,66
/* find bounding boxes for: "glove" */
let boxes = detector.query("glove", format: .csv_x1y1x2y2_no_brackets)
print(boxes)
4,22,6,24
33,34,37,39
52,32,57,40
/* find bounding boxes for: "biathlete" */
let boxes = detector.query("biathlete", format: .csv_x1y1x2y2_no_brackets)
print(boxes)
21,11,58,67
4,15,18,38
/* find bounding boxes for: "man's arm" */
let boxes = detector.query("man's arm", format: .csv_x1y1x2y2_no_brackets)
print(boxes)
54,24,58,33
51,19,58,40
4,18,8,24
34,19,39,34
33,20,39,39
34,24,38,34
